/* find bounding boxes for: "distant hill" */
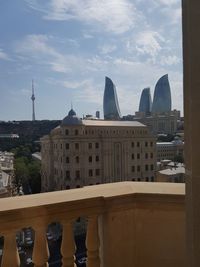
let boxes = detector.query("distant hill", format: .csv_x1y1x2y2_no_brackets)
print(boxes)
0,120,60,139
0,120,60,151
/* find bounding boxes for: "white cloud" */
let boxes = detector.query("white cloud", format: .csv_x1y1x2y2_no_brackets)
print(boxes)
160,55,180,66
99,44,117,54
26,0,138,34
82,32,94,39
75,79,102,105
161,6,181,24
0,49,10,60
157,0,180,5
135,31,165,57
15,34,58,57
62,79,91,89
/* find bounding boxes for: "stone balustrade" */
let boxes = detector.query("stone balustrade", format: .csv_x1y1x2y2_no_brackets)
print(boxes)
0,182,185,267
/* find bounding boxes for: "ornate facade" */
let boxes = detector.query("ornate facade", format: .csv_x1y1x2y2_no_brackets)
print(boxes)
41,109,156,192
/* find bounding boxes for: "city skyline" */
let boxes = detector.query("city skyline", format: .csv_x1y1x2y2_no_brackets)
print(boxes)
0,0,182,121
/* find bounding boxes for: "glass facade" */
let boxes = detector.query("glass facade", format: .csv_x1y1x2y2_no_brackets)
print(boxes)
103,76,121,120
139,87,152,114
152,74,172,113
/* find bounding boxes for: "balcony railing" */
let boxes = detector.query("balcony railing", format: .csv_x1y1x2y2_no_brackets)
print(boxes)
0,182,185,267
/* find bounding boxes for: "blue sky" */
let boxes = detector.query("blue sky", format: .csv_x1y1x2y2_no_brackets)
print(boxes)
0,0,182,121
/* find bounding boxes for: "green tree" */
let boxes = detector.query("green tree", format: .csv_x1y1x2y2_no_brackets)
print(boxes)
14,157,30,191
28,161,41,193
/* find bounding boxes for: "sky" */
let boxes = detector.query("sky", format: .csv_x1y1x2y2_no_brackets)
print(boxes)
0,0,182,121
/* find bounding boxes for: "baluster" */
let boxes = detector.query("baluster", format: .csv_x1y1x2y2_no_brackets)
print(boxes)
1,231,20,267
61,220,76,267
32,225,49,267
86,216,100,267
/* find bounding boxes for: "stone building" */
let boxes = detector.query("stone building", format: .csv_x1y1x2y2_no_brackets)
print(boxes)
134,110,180,135
156,138,184,162
41,109,156,192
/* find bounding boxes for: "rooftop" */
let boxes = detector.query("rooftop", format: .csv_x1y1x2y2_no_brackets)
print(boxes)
75,120,145,127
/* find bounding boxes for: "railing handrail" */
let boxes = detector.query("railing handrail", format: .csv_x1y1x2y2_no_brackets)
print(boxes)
0,182,185,233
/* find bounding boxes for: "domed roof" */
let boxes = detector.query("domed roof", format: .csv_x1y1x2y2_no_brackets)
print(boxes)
61,108,83,126
68,108,76,116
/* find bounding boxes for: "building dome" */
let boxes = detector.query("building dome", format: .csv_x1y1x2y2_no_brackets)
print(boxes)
61,109,83,126
68,108,76,116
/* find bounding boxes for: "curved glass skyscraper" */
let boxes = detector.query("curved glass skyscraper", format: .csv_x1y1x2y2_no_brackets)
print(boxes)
103,76,121,120
152,74,172,113
139,87,152,114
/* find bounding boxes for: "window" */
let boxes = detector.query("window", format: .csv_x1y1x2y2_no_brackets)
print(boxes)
66,171,70,180
145,153,148,159
66,143,69,149
132,166,135,172
150,142,153,147
131,142,134,147
75,143,79,150
75,170,80,179
150,153,153,159
151,176,154,182
96,169,100,176
88,143,92,149
96,155,99,162
60,143,62,149
60,157,62,163
145,142,148,147
65,129,69,135
75,156,79,163
89,156,92,163
137,153,140,159
145,165,149,171
137,142,140,147
151,164,154,171
66,157,69,163
95,142,99,149
132,153,134,160
137,165,140,172
89,169,93,177
75,129,79,135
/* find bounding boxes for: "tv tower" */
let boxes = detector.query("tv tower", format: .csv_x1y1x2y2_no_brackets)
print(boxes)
31,80,36,121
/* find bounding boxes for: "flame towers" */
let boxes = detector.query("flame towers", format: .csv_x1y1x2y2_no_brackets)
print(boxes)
152,74,172,113
103,76,121,120
139,87,152,114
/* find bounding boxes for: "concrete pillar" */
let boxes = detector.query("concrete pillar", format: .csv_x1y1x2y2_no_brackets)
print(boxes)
182,1,200,266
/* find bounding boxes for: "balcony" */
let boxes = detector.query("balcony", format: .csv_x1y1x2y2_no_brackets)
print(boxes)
0,182,185,267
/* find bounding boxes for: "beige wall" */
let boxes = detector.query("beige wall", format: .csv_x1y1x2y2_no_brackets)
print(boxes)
41,123,156,192
101,194,185,267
